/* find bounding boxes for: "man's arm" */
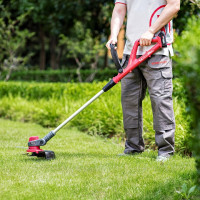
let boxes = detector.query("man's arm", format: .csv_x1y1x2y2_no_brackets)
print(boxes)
106,4,126,50
140,0,180,47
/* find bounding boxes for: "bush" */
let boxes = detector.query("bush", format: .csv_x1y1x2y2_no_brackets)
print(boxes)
1,69,117,82
174,16,200,184
0,79,191,154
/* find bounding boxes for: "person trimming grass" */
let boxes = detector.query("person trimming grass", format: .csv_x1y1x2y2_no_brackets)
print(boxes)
106,0,180,161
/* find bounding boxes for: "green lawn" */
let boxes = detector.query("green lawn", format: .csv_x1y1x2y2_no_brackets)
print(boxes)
0,119,199,200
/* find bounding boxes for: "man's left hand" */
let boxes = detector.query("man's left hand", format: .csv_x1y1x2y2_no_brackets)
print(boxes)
140,30,154,47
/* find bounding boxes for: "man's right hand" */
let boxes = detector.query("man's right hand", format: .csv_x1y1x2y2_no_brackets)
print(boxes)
106,37,118,50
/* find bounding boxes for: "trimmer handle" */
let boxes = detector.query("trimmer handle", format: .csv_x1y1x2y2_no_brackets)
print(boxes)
103,32,167,92
110,32,167,71
110,44,124,73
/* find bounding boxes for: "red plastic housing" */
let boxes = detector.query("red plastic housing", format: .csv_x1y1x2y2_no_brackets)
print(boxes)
27,136,44,154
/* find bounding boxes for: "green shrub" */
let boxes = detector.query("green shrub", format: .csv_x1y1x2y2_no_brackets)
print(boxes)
0,78,188,101
1,69,117,82
174,16,200,184
0,80,191,154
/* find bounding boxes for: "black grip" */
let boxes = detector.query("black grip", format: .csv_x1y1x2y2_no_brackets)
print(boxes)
110,44,123,73
103,79,116,92
158,31,167,48
43,131,55,143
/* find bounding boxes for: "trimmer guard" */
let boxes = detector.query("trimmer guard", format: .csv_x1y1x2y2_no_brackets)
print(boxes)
31,150,55,160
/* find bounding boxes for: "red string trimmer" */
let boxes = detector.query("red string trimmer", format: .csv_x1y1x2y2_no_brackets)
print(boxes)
27,32,167,160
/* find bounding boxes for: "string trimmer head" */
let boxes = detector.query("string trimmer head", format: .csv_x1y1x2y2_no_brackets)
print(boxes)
27,136,55,160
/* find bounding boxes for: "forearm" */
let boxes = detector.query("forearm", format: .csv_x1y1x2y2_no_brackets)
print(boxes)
110,4,126,38
106,4,126,49
149,0,180,34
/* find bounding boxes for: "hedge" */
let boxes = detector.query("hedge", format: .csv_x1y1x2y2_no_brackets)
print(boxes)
0,79,191,154
1,69,117,82
174,16,200,184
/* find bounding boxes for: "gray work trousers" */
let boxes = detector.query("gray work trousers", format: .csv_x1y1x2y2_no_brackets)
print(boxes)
121,55,175,156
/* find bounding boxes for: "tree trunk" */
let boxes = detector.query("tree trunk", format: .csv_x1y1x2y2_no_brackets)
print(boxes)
5,65,14,81
56,46,63,69
85,54,99,82
50,35,58,70
39,25,46,70
104,48,108,68
74,57,83,82
4,54,17,81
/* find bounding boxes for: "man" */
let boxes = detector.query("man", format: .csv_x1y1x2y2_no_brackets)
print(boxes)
106,0,180,161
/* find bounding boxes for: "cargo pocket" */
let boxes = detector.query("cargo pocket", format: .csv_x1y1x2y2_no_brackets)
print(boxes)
148,55,172,69
161,67,173,93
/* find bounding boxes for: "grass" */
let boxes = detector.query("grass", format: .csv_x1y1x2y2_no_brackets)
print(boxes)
0,119,199,200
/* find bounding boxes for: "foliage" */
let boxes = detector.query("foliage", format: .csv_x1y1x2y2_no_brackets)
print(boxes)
190,0,200,8
6,0,113,69
60,22,103,64
176,183,197,200
174,0,200,33
13,0,72,35
1,69,117,83
11,0,78,69
174,17,200,63
0,2,34,80
0,80,191,154
174,16,200,184
59,21,104,81
0,119,199,200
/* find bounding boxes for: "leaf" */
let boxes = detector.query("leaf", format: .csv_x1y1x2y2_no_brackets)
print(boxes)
181,183,188,193
188,185,196,195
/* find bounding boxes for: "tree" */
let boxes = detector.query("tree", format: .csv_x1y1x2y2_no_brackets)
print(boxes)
59,21,103,82
73,0,113,68
0,2,34,80
8,0,113,70
9,0,77,70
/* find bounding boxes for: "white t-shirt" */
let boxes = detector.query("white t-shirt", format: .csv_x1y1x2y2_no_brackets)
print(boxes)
115,0,174,56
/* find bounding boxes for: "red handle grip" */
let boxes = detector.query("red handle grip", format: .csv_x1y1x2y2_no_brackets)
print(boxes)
113,36,163,83
131,36,161,61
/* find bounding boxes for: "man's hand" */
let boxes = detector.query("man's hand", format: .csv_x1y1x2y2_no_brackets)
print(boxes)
106,37,118,50
140,30,154,47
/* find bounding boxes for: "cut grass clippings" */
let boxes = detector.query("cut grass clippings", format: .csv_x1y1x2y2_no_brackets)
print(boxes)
0,119,199,200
